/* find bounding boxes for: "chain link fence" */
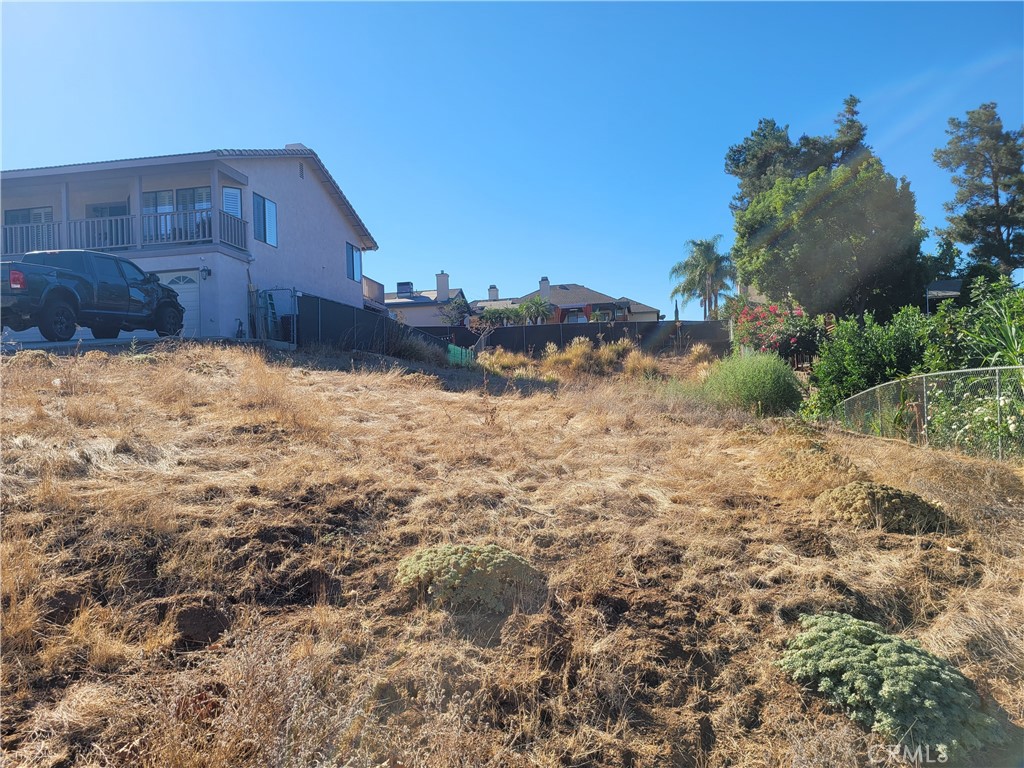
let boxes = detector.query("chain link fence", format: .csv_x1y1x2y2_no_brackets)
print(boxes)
834,366,1024,462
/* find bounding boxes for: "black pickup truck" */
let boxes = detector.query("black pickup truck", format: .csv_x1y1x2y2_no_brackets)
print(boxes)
1,249,185,342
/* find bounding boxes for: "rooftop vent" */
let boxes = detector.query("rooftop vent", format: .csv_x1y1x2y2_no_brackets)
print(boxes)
397,281,414,296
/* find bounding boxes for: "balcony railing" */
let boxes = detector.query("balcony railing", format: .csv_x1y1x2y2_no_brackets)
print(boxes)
362,275,386,309
219,210,247,250
2,222,61,256
68,215,134,250
142,209,213,245
2,211,248,257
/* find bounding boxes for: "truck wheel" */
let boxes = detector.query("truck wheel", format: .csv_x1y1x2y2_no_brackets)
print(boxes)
90,323,121,340
39,300,78,342
155,305,184,337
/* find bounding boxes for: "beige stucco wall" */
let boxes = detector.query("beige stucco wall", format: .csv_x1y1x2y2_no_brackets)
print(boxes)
389,303,449,327
225,157,365,309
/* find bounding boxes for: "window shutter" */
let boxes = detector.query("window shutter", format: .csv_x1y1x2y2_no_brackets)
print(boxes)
222,187,241,218
254,194,266,242
346,243,354,280
195,186,212,210
265,199,277,246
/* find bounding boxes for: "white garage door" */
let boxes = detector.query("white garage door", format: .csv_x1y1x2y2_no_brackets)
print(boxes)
159,271,201,338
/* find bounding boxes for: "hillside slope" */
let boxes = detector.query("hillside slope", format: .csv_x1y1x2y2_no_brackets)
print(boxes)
2,345,1022,767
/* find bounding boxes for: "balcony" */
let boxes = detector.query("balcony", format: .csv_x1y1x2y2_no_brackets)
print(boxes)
1,211,248,258
362,275,386,312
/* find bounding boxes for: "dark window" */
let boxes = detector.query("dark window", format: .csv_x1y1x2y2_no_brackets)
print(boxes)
346,242,362,282
119,260,148,282
253,193,277,246
87,202,129,218
93,255,125,284
23,251,87,274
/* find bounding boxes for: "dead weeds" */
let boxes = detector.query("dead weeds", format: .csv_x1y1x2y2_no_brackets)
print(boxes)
1,345,1021,767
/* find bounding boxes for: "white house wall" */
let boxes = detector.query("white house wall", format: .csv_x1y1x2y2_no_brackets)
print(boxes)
225,157,365,309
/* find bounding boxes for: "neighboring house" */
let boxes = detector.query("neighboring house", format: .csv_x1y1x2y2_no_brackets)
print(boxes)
517,277,662,323
384,271,469,327
1,144,382,341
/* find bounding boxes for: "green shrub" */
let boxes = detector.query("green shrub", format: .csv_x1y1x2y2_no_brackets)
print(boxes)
396,544,546,613
807,306,931,418
700,352,803,415
779,613,1004,760
812,481,952,534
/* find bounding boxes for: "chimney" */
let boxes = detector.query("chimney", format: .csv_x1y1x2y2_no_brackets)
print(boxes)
539,276,550,301
488,285,499,301
436,270,450,302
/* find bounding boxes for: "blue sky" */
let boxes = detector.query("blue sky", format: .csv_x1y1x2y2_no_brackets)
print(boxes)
2,2,1022,320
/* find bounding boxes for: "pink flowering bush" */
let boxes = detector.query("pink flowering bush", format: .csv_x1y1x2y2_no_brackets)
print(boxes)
729,299,824,359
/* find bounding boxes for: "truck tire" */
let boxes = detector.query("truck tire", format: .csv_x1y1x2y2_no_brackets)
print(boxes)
39,300,78,342
90,323,121,340
155,305,184,337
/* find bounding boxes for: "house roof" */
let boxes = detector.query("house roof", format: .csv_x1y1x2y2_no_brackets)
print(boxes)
618,297,660,314
1,145,378,251
520,283,624,308
384,288,467,306
926,279,962,298
470,298,520,311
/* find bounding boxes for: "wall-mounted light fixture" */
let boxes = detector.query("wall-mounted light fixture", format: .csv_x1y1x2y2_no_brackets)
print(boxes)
199,266,212,280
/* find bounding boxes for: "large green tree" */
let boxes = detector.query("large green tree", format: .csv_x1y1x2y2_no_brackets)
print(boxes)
669,235,735,320
933,103,1024,275
727,97,924,318
733,155,924,318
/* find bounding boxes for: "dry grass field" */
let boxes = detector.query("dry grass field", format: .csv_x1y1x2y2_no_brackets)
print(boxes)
1,343,1022,767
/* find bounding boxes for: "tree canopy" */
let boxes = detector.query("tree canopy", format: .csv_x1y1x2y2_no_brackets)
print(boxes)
727,97,924,318
933,102,1024,275
669,235,734,320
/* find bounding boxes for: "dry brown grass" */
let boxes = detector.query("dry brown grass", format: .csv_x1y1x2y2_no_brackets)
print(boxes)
2,345,1022,767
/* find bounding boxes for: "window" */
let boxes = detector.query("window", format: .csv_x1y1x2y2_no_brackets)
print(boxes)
87,202,129,218
120,260,148,283
4,206,53,226
93,255,125,284
222,187,242,218
346,242,362,282
176,187,212,212
142,190,174,242
23,251,86,274
4,206,55,251
253,193,278,246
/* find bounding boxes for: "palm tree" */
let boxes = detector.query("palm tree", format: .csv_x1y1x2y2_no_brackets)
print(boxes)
669,235,735,320
520,295,554,325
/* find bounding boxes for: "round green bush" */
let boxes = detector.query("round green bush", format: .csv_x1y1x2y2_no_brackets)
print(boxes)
779,613,1004,760
396,543,546,613
701,352,803,416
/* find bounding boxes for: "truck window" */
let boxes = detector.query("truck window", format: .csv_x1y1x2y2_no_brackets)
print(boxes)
93,255,126,284
23,252,87,273
119,260,148,283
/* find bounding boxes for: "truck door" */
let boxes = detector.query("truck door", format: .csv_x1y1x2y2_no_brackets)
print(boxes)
90,254,130,314
118,258,157,316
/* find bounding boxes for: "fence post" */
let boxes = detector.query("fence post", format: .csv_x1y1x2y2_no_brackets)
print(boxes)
922,374,929,448
996,368,1003,461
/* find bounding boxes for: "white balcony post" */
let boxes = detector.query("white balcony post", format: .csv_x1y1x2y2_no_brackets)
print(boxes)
134,175,143,249
210,167,220,244
60,182,69,248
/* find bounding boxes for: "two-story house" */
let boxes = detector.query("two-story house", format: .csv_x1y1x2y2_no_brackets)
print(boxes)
1,144,383,341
